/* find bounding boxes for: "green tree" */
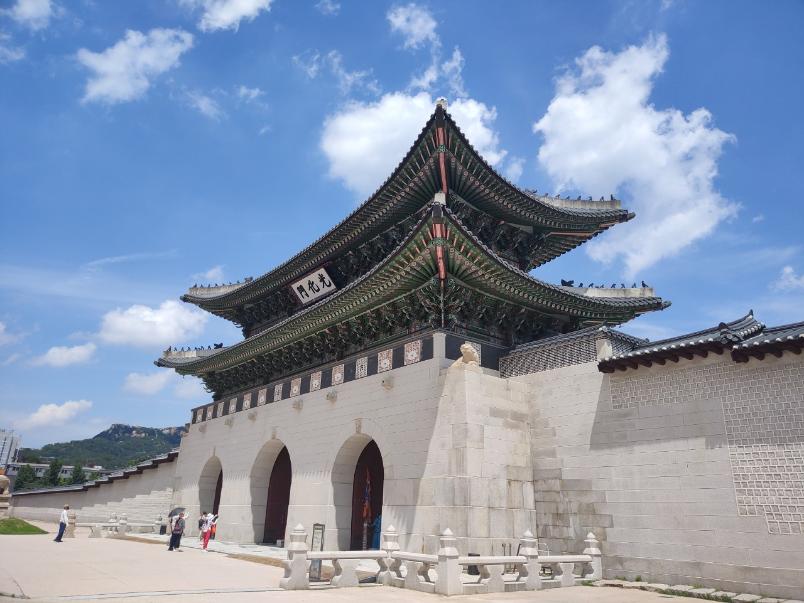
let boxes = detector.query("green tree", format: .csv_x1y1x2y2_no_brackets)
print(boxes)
12,464,37,491
45,459,62,486
69,464,85,485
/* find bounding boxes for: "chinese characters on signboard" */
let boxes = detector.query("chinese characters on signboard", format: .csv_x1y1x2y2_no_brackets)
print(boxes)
290,267,337,304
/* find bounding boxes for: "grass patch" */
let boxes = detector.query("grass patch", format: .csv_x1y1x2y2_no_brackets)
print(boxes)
0,518,47,535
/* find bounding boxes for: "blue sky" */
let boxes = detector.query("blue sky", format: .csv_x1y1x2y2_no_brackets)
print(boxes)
1,0,803,448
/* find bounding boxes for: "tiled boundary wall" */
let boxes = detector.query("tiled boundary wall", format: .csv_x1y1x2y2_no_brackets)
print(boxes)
513,352,804,600
11,455,177,524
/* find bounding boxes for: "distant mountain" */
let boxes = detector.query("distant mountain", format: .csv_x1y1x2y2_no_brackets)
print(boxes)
18,424,186,470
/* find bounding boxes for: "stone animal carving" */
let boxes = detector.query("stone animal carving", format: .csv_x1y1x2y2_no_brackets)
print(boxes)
0,471,10,495
451,343,480,367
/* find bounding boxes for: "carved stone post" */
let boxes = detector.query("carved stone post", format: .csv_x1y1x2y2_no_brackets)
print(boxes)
583,531,602,580
558,562,575,587
518,529,541,590
117,514,129,536
64,510,77,538
379,525,400,586
435,528,462,596
279,524,309,590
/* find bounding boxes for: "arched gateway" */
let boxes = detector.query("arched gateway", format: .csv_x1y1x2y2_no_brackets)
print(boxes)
332,434,384,550
250,440,292,545
199,456,222,516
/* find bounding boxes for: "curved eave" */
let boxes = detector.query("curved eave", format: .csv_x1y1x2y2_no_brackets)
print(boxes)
158,211,439,374
182,107,632,313
442,206,669,321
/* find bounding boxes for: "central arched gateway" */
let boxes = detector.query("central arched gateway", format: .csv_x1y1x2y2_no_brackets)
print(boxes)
350,440,384,549
332,434,385,550
249,440,292,545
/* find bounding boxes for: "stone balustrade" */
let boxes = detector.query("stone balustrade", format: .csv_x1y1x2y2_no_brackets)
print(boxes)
279,524,602,596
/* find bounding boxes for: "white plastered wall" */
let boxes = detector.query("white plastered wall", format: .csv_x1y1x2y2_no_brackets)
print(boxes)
515,353,804,600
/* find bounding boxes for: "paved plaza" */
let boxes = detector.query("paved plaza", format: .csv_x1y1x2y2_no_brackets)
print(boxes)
0,522,681,603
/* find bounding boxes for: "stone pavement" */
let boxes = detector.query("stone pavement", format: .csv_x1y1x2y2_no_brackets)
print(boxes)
0,522,678,603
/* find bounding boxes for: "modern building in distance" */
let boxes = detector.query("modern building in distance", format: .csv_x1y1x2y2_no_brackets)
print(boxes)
6,463,113,482
0,430,21,469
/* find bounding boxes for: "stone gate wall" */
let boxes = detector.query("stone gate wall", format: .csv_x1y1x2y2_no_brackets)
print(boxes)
11,457,177,525
514,352,804,600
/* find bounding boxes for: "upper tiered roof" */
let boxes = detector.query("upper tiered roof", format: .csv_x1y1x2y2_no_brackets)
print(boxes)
182,102,633,329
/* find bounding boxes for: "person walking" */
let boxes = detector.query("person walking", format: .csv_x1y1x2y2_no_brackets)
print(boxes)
168,512,185,551
200,511,213,551
54,505,69,542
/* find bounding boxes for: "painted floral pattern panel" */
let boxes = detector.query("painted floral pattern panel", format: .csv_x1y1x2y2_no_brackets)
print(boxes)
378,349,393,373
332,364,344,385
274,384,283,401
290,378,301,397
216,401,224,416
356,356,368,379
206,405,213,420
229,398,237,413
243,393,252,409
310,371,322,391
257,388,267,406
404,340,422,365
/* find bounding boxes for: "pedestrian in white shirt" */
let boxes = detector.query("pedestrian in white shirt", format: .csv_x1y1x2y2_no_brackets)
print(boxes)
54,505,69,542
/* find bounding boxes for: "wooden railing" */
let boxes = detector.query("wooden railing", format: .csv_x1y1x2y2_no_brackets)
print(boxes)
279,524,602,596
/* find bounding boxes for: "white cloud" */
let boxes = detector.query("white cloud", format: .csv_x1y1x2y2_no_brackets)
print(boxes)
441,47,465,99
181,0,273,32
0,32,24,63
0,321,22,346
293,50,379,96
387,3,438,50
193,265,224,282
2,353,21,366
237,85,264,101
3,0,52,31
752,214,765,224
505,157,525,183
772,266,804,292
32,342,96,367
174,377,206,399
17,399,92,429
186,89,225,120
83,250,177,270
315,0,340,16
98,300,207,347
533,35,737,278
77,28,194,105
321,92,507,197
123,371,174,395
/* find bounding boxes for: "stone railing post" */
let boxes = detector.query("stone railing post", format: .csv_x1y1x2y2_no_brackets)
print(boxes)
279,524,309,590
518,529,541,590
583,531,602,580
379,525,400,585
64,510,77,538
435,528,462,596
117,514,129,535
155,515,163,535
